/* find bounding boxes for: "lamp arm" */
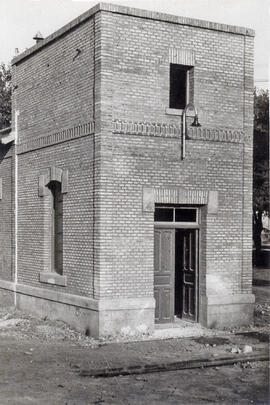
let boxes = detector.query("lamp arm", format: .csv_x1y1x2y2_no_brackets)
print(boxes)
183,103,198,116
182,103,199,160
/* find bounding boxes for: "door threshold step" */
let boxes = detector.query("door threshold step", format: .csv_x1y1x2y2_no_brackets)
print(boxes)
154,322,212,339
155,319,198,329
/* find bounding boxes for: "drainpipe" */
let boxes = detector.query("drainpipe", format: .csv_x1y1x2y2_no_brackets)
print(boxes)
14,110,19,306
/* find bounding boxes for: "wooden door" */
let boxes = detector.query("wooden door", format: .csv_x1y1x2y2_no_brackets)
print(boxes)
154,228,175,323
179,229,198,321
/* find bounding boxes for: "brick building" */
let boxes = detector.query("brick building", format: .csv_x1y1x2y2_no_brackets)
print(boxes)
0,3,255,338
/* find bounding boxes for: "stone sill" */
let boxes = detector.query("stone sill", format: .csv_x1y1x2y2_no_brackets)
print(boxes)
165,108,196,117
39,272,67,287
166,108,183,116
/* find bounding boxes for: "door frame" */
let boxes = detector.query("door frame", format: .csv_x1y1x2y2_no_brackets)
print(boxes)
154,209,201,323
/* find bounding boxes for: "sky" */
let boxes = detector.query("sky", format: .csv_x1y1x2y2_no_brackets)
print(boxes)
1,0,269,89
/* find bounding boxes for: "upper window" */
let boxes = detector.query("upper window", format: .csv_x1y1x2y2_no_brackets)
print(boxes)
169,64,191,110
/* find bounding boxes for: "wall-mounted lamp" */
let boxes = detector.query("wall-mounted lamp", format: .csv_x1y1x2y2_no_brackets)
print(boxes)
182,103,201,159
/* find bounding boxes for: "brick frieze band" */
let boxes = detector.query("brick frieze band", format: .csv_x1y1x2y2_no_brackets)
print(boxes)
17,121,95,154
113,120,249,143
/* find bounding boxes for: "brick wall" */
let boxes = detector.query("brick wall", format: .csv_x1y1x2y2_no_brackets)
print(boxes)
96,9,254,300
13,17,95,143
11,14,97,298
109,12,246,128
100,134,245,298
17,136,95,297
0,145,14,282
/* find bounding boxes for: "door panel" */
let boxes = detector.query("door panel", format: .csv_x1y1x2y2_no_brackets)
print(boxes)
154,228,175,323
154,289,160,320
181,229,198,321
161,288,172,320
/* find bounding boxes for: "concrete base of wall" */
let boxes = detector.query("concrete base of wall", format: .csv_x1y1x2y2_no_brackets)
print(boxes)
0,280,15,307
16,294,155,338
16,293,100,336
0,281,155,338
0,287,14,307
0,280,255,337
99,308,155,337
16,293,155,338
200,294,255,329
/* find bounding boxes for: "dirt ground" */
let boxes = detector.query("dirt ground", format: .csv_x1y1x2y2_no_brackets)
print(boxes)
0,264,269,404
0,300,269,404
0,329,268,405
0,336,268,405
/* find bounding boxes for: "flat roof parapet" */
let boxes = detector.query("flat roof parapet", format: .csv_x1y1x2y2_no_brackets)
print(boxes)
12,2,255,65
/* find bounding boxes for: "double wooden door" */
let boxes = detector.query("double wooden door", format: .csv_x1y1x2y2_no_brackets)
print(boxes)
154,228,199,323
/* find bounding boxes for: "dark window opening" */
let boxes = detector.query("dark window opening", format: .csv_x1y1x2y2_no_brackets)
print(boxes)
175,208,197,222
48,181,63,275
169,64,190,110
154,207,174,222
154,205,198,224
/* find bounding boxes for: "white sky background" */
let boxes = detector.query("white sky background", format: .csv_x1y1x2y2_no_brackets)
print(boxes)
1,0,269,89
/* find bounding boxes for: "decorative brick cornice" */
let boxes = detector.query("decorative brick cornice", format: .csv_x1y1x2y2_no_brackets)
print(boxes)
113,120,250,144
15,120,250,155
113,120,180,138
17,121,95,154
188,127,249,144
